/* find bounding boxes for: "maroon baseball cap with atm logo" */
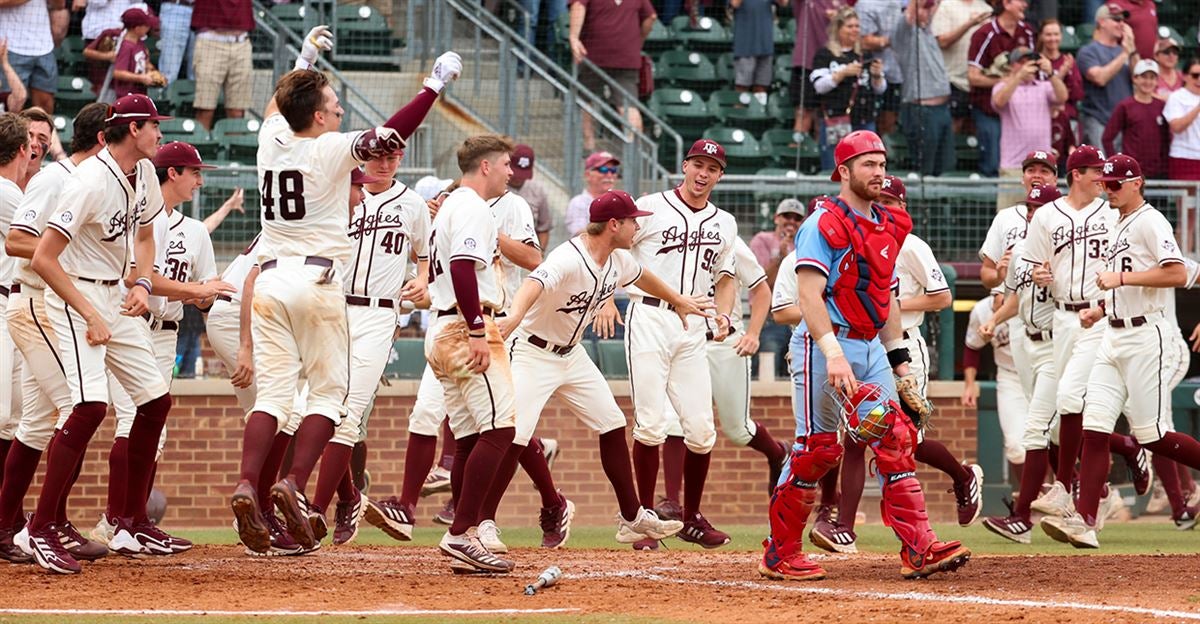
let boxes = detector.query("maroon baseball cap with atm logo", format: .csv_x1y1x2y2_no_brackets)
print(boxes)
589,190,653,222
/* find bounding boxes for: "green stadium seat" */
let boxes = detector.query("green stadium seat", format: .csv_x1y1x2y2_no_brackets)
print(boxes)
954,133,979,172
715,52,735,83
597,340,628,378
649,87,716,134
166,79,197,118
386,339,427,379
701,126,768,174
56,36,87,76
644,19,676,57
670,15,732,53
334,3,401,60
775,20,795,56
52,115,72,147
708,89,774,132
883,132,909,170
161,118,220,161
212,117,262,164
774,54,792,88
761,128,820,172
656,50,720,91
755,167,802,178
1076,23,1094,42
1158,25,1186,49
55,76,95,118
198,172,259,244
269,2,316,33
1059,26,1081,53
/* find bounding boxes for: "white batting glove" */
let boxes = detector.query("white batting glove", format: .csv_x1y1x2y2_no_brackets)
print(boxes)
294,25,334,71
424,51,462,93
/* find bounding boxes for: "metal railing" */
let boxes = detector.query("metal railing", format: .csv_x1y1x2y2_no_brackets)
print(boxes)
410,0,682,196
666,174,1200,263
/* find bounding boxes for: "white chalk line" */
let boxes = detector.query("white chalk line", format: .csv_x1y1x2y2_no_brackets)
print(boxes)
0,607,578,617
569,570,1200,620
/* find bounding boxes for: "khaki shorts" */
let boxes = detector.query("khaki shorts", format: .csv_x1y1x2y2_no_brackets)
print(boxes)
579,65,639,111
193,36,253,110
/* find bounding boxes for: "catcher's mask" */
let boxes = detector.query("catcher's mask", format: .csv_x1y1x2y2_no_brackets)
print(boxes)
825,381,897,443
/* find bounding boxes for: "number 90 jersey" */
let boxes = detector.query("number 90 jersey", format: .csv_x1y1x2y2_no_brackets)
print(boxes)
624,189,737,299
256,114,367,264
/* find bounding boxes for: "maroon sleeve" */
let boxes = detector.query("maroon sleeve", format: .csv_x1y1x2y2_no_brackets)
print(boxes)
383,87,439,140
1101,100,1124,156
450,259,486,332
962,346,982,370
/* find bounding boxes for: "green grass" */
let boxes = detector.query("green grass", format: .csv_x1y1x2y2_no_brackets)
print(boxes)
175,521,1200,556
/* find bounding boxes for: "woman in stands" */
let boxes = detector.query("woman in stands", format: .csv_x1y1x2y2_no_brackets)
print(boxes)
809,7,886,171
1036,19,1083,173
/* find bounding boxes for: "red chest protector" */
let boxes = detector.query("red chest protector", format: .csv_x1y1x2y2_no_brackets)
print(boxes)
816,197,912,339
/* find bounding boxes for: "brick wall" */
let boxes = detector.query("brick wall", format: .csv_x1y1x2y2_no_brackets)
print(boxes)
27,381,976,528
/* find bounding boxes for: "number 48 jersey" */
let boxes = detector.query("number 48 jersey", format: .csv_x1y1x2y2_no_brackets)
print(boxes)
256,114,368,264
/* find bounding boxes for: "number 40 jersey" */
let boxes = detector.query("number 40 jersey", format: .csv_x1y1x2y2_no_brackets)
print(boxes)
346,180,430,299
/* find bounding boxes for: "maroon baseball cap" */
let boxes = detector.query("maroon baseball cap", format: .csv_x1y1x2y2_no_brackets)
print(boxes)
105,94,171,127
1066,145,1105,171
880,175,906,202
684,138,727,169
1026,183,1062,207
121,7,160,30
584,151,620,171
589,190,652,222
511,144,535,183
1022,149,1058,172
1100,153,1143,181
153,141,215,169
351,168,381,186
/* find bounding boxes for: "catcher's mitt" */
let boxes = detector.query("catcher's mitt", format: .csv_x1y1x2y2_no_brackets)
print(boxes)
96,34,117,53
146,70,166,87
895,373,933,429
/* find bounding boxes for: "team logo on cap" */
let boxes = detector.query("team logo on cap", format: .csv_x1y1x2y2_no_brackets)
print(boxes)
1103,162,1114,174
1030,188,1041,199
883,178,893,188
703,142,718,155
517,157,530,168
1034,151,1048,160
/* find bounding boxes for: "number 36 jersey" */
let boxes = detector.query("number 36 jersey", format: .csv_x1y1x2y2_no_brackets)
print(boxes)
625,189,737,299
256,113,367,264
346,180,430,299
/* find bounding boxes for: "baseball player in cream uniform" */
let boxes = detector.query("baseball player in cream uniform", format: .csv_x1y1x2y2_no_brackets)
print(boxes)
662,236,787,496
962,294,1027,468
230,35,453,554
426,135,518,574
1042,153,1200,547
495,190,693,546
606,139,737,548
1022,145,1114,517
306,161,430,542
979,151,1059,290
0,104,110,566
0,120,27,468
18,95,179,574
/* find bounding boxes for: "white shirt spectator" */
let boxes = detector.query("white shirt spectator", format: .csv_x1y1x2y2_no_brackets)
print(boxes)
82,0,137,40
0,0,53,57
1164,87,1200,159
931,0,992,92
564,190,594,237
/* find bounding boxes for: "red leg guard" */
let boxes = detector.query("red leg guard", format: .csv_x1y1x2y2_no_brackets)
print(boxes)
766,433,843,561
871,409,936,555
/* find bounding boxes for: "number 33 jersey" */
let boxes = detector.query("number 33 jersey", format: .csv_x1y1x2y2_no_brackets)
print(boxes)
1023,196,1114,304
256,113,367,264
625,188,737,299
346,180,430,299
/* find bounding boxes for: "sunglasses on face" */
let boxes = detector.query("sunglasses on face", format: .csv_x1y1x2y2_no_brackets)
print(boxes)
1190,72,1200,79
594,165,620,174
1159,48,1180,56
1104,177,1139,191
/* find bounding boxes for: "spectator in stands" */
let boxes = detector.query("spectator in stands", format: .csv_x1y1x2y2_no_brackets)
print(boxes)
519,1,567,55
87,8,164,101
158,0,196,84
1103,59,1169,178
732,0,785,105
1036,19,1084,172
191,0,254,130
565,151,620,236
811,7,887,171
857,0,904,135
0,40,29,113
1078,3,1137,149
1109,0,1157,61
1164,57,1200,180
930,0,992,133
967,0,1034,178
568,0,656,152
992,47,1066,207
509,144,553,249
0,0,57,112
1154,36,1183,100
893,0,954,176
751,196,806,379
789,0,846,137
79,0,136,42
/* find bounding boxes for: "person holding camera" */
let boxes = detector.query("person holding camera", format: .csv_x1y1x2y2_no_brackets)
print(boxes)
992,48,1067,207
1078,3,1138,148
810,7,887,171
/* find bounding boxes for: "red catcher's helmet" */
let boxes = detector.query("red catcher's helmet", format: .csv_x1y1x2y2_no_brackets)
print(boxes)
831,130,887,182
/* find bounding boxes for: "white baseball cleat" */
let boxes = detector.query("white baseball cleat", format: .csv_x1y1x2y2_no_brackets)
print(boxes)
477,519,507,553
1040,512,1099,548
615,507,684,543
1030,480,1073,517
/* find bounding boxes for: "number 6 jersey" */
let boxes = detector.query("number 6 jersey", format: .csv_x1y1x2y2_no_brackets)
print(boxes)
625,188,737,299
256,113,367,264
